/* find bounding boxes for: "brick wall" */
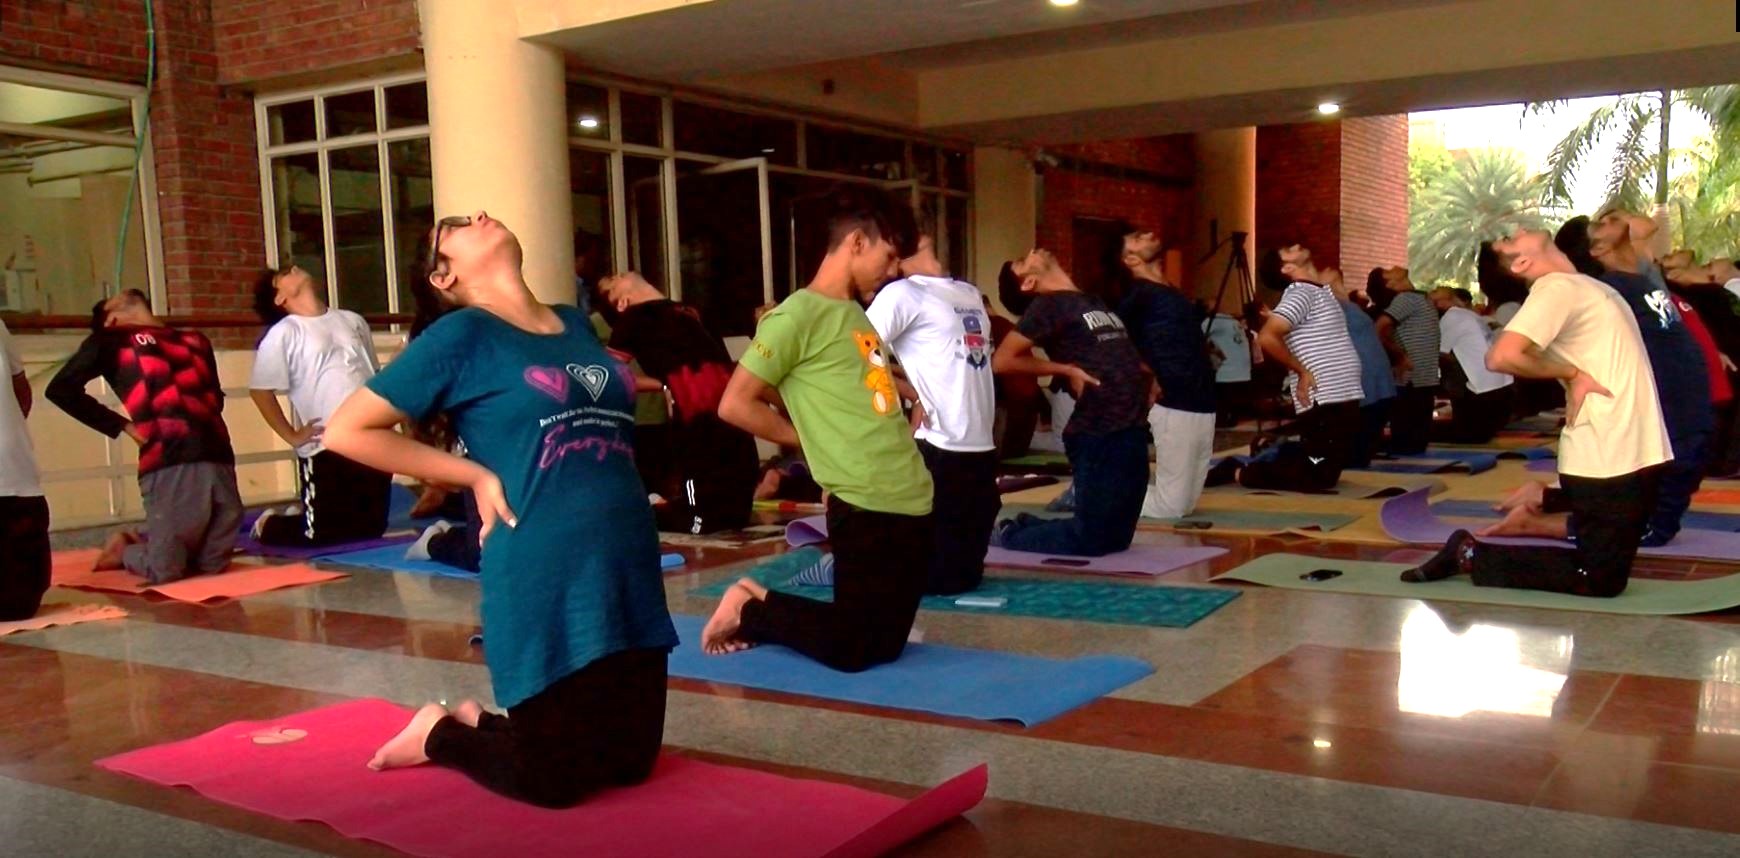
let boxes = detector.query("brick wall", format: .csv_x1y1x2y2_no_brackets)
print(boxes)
1338,114,1410,284
0,0,151,81
209,0,420,86
1255,121,1342,275
1035,136,1195,291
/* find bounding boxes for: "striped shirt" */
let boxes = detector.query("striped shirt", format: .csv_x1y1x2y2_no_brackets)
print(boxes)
1384,290,1441,387
1274,282,1364,411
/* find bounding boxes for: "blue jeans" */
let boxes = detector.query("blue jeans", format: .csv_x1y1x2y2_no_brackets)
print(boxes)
1001,424,1148,557
1649,428,1711,541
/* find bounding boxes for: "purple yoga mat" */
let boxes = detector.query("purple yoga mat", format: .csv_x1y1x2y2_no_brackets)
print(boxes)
784,516,1228,577
1379,487,1740,560
1525,459,1557,472
236,511,415,560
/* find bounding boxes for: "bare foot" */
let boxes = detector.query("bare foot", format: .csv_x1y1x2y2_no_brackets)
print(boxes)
93,531,139,571
367,702,448,771
1478,507,1570,539
452,699,485,728
701,581,759,655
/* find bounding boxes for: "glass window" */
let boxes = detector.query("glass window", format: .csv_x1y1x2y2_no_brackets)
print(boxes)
622,156,667,291
323,90,377,139
0,80,129,125
619,91,663,148
567,82,610,141
386,138,432,314
944,148,971,190
571,148,614,300
673,101,797,165
911,143,938,186
383,83,429,129
676,161,767,338
266,100,317,146
0,140,149,314
804,124,906,180
327,146,387,314
269,152,327,287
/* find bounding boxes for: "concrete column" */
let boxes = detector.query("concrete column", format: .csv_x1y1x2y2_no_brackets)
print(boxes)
971,145,1036,314
1191,127,1256,313
420,0,575,303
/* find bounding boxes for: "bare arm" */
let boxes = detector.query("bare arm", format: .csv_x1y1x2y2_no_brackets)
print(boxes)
249,389,320,448
717,365,800,448
324,388,517,541
1255,315,1306,377
991,329,1098,391
11,372,29,419
1373,315,1408,363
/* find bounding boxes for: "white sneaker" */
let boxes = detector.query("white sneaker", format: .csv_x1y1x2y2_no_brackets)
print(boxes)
405,520,453,561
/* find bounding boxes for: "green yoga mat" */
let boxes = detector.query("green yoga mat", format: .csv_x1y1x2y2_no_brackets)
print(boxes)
1000,452,1069,467
1001,504,1356,534
1214,553,1740,615
694,551,1239,629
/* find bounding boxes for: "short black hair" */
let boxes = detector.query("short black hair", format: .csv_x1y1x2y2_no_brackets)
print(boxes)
252,268,288,327
1477,241,1526,303
1452,288,1474,306
1255,248,1289,293
997,260,1034,316
1366,267,1386,295
88,299,109,334
818,183,917,259
1553,216,1603,277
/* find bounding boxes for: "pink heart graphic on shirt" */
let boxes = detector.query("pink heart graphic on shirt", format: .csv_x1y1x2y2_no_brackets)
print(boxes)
523,366,570,402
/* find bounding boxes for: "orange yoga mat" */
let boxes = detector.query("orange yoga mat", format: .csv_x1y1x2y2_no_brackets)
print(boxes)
51,549,346,604
0,603,129,637
1694,488,1740,506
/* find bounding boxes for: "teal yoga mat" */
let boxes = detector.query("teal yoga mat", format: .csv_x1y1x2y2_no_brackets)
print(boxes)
1005,505,1358,534
693,549,1239,629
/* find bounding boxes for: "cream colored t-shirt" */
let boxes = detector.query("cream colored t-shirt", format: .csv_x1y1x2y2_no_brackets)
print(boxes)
1505,271,1671,479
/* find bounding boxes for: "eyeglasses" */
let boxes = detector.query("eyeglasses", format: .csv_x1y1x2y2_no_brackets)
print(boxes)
426,215,473,272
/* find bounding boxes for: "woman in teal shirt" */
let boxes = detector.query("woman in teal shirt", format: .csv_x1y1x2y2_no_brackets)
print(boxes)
324,211,677,808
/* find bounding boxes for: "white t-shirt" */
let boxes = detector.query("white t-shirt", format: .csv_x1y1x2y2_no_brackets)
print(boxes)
1505,272,1670,479
0,318,42,497
1273,282,1364,411
866,275,995,452
1204,314,1253,383
1439,306,1513,395
250,309,379,457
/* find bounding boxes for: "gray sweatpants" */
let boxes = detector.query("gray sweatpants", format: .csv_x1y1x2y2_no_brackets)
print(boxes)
122,462,243,584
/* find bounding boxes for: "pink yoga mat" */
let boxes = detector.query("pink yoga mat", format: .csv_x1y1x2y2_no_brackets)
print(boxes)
785,516,1227,577
1380,487,1740,560
52,549,346,604
98,699,986,858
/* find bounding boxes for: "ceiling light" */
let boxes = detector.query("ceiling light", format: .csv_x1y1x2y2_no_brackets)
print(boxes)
1317,102,1341,116
578,116,600,129
1050,0,1080,6
761,147,776,154
1312,739,1333,749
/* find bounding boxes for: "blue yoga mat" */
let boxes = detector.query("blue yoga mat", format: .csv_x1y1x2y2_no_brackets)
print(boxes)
693,549,1238,629
322,543,686,578
1427,445,1555,461
1360,454,1497,475
666,614,1151,726
1407,451,1500,472
1432,499,1740,533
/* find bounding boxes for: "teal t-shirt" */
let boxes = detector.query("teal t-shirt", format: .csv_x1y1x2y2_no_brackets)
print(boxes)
368,305,677,708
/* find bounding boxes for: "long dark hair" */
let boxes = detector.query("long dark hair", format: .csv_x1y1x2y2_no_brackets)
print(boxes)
408,228,456,341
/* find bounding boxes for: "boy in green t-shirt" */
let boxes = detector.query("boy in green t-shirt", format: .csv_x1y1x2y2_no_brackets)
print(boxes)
701,185,936,671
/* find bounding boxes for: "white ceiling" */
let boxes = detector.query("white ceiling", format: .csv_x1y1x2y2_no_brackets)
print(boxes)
532,0,1253,79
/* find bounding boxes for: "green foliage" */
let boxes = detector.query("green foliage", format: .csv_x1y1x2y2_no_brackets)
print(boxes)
1532,87,1740,215
1670,131,1740,260
1408,148,1548,290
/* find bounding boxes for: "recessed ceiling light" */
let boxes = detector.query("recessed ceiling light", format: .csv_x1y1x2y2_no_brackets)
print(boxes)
761,148,776,154
1050,0,1079,6
578,116,600,129
1312,739,1333,749
1317,102,1341,116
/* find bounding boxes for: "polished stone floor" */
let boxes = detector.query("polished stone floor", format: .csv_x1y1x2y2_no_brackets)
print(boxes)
8,516,1740,857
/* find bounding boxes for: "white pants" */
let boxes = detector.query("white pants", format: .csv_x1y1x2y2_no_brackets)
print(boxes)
1143,404,1215,519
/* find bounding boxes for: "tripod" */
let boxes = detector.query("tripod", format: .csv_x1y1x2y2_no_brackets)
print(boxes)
1199,230,1255,335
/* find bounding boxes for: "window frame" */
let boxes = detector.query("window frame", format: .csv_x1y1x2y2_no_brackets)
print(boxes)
254,71,430,315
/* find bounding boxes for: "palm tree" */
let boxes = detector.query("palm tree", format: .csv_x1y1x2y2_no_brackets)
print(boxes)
1530,86,1740,212
1408,148,1549,289
1670,131,1740,259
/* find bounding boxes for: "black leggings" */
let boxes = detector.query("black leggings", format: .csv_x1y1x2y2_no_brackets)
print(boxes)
738,497,932,672
1435,386,1514,445
919,442,1000,596
427,491,482,573
1468,468,1659,597
257,450,392,547
1387,384,1437,455
0,495,50,621
424,647,668,808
